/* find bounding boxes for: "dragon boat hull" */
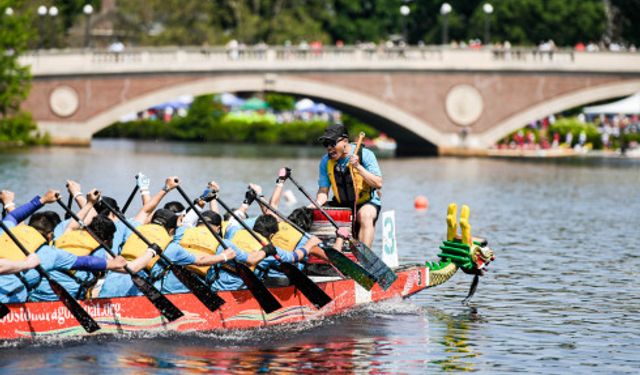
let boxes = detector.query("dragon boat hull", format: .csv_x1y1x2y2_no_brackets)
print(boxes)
0,264,430,342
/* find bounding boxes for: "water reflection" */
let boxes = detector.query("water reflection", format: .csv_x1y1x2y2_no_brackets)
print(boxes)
115,335,393,374
426,307,483,372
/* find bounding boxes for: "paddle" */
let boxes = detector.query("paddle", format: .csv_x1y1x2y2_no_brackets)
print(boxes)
285,168,398,290
174,186,282,314
214,193,332,309
121,177,139,215
99,193,225,313
56,197,184,322
349,132,366,232
0,220,101,333
0,300,8,320
63,192,74,220
251,191,376,291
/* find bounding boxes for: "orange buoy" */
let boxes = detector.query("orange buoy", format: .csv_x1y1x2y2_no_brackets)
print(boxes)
414,195,429,210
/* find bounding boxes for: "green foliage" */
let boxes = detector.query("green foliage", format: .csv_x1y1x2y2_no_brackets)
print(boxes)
51,0,613,47
265,93,295,111
0,0,33,116
342,114,379,139
95,103,329,145
0,0,44,146
549,118,602,148
0,111,48,146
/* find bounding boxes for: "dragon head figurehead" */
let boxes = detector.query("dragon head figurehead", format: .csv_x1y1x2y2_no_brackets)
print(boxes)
470,245,495,275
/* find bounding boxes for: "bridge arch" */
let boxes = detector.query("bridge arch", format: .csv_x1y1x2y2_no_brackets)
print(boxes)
477,79,640,148
81,75,446,153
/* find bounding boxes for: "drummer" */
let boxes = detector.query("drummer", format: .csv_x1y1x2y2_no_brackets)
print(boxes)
314,123,382,247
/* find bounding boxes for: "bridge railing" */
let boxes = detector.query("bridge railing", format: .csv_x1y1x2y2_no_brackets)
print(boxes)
20,46,639,76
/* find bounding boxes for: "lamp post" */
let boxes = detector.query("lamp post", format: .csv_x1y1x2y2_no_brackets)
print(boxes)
399,5,410,44
83,4,93,48
482,3,493,46
48,6,58,49
37,5,47,49
440,3,452,46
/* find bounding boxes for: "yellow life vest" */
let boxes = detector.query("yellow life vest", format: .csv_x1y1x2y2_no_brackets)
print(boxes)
230,229,267,271
0,225,47,261
179,226,220,277
327,146,372,206
55,230,100,256
120,224,172,270
271,222,303,252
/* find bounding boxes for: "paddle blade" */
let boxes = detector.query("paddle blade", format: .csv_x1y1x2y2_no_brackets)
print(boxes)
278,262,332,309
130,273,184,321
348,239,398,291
324,248,376,291
0,301,9,320
168,264,225,312
234,262,282,314
49,279,101,333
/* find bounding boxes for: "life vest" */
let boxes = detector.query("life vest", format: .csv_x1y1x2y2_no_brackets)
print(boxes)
55,230,100,256
179,226,220,277
271,222,303,252
0,225,47,261
230,229,267,271
327,145,373,206
120,224,172,270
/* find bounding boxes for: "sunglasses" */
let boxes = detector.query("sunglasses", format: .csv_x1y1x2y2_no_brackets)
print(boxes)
322,137,345,148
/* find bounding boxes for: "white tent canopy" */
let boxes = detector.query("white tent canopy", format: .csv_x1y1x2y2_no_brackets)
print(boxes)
583,92,640,115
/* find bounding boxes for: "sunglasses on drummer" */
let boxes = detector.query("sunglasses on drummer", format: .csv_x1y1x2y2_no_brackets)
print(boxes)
322,137,346,148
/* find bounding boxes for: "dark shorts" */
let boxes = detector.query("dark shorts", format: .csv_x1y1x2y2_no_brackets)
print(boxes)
328,200,381,225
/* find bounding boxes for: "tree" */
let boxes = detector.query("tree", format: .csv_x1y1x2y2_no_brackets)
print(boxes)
0,0,43,145
0,0,33,117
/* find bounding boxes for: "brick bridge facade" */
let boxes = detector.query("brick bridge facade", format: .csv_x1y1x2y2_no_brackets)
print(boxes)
20,47,640,155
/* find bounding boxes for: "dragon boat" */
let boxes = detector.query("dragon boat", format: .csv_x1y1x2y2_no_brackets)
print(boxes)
0,204,494,343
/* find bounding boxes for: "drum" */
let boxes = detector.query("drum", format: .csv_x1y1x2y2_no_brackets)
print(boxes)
309,207,353,240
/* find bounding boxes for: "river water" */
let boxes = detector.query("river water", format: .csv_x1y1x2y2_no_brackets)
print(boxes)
0,139,639,374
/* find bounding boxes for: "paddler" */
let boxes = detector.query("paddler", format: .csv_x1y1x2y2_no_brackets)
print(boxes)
0,211,128,303
99,178,236,297
315,123,382,247
215,208,321,289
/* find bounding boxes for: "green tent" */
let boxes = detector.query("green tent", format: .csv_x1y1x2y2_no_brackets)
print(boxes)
240,97,269,111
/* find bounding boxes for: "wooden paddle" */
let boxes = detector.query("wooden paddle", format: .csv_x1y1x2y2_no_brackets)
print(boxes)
285,169,398,290
251,191,376,291
214,193,332,309
56,197,184,321
0,220,101,333
349,132,366,232
174,186,282,314
98,192,225,313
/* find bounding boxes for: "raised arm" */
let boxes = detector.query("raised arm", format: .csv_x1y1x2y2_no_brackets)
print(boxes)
65,189,100,233
66,180,87,210
1,190,16,213
134,176,180,224
4,189,59,226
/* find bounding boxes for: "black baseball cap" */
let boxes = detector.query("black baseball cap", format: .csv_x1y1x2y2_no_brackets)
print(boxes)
151,208,178,230
318,123,349,143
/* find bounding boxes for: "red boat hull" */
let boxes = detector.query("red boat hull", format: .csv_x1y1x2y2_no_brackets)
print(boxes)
0,265,429,342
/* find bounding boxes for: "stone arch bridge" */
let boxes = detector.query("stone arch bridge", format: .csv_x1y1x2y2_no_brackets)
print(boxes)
20,47,640,155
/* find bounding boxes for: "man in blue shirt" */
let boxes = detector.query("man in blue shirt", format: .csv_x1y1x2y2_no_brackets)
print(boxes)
315,123,383,247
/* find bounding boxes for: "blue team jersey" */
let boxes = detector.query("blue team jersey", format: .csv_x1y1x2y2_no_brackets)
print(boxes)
0,245,77,303
318,144,382,206
99,226,195,297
